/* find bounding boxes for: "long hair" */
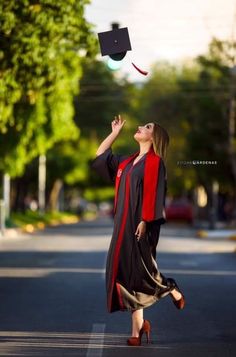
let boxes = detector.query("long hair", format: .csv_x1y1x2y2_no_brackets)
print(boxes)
152,122,170,161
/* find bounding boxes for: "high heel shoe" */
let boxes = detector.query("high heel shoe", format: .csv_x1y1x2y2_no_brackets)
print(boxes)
168,278,185,310
127,319,151,346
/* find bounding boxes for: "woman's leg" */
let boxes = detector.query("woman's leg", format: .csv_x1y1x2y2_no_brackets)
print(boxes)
131,309,144,337
170,288,182,300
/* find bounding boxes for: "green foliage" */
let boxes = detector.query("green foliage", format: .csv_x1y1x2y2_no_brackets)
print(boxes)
50,61,139,188
132,61,193,194
46,137,98,188
132,43,235,195
179,38,234,191
9,210,79,228
84,187,115,202
2,13,235,208
0,0,96,176
74,59,134,139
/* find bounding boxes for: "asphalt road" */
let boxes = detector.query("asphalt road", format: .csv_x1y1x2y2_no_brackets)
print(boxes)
0,218,236,356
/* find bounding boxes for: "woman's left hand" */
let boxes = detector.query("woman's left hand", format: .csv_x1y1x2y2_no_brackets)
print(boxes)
135,221,146,241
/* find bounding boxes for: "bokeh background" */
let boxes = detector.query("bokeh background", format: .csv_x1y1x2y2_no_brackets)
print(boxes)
0,0,236,231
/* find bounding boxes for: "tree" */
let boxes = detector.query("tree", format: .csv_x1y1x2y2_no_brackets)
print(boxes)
0,0,96,177
196,38,236,191
9,59,140,210
177,38,236,196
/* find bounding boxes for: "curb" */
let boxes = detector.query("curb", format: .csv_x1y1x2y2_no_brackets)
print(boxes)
0,216,80,240
196,229,236,240
0,228,24,241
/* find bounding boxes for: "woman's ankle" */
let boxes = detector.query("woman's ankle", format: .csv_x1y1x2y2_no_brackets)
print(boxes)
131,318,144,337
131,332,140,338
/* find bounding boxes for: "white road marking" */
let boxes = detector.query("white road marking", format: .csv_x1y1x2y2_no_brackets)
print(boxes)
0,267,235,277
86,324,105,357
162,269,236,276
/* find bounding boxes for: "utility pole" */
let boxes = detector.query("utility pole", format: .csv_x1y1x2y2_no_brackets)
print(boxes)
229,3,236,178
228,85,236,179
228,8,236,223
38,154,46,214
3,174,10,219
209,181,219,230
228,69,236,223
0,173,10,237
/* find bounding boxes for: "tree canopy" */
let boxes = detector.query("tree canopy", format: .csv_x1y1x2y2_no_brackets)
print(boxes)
0,0,96,176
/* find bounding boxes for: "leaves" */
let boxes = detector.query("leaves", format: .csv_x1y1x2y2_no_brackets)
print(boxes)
0,0,96,176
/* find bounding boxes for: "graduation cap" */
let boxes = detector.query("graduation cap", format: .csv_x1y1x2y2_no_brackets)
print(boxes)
98,27,131,61
98,25,148,76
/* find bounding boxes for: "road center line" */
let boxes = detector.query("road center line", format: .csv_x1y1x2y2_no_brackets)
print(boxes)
86,323,105,357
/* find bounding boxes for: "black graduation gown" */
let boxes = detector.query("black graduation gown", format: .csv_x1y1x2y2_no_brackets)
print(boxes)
92,148,175,313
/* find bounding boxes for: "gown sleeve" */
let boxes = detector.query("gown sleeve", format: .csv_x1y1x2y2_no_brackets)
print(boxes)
143,158,168,226
91,148,123,184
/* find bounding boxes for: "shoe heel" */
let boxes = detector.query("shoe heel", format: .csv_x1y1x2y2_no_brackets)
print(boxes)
144,329,151,344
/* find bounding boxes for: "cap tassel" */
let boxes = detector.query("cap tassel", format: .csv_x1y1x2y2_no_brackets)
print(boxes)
131,62,148,76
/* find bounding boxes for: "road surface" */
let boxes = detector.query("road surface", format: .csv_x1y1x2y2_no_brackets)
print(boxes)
0,218,235,356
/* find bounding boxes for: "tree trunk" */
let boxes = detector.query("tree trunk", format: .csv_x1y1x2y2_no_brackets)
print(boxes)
12,177,28,212
48,179,63,211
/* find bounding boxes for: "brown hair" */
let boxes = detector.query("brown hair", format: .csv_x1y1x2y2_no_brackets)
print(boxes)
152,122,170,160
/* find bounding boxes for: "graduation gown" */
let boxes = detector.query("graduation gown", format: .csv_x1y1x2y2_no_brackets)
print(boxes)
91,147,176,313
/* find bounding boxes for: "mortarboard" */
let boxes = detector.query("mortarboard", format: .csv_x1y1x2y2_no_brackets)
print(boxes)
98,26,148,76
98,27,131,61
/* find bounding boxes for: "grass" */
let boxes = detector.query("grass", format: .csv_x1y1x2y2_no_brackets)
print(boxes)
6,210,80,232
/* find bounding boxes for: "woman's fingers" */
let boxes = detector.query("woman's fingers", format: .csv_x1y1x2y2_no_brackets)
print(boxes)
135,228,141,240
118,115,126,126
111,115,126,133
135,223,146,240
115,114,124,124
112,116,126,126
135,227,142,240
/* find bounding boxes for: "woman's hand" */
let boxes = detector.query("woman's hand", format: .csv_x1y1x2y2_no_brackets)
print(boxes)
111,114,126,135
95,114,125,156
135,221,146,241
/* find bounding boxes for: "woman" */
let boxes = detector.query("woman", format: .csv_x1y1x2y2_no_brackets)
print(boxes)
91,115,185,346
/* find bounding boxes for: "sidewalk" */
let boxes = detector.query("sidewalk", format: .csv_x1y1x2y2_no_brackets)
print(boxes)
196,229,236,240
0,228,30,242
162,221,236,241
1,220,236,242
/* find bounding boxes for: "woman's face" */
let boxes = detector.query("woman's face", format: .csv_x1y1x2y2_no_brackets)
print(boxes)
134,122,154,142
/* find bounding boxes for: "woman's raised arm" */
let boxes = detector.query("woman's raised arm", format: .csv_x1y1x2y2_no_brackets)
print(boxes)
96,115,126,156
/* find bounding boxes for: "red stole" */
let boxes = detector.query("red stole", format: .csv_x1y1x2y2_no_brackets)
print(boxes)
114,147,161,222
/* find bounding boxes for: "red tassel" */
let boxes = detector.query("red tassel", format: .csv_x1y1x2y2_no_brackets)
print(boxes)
131,62,148,76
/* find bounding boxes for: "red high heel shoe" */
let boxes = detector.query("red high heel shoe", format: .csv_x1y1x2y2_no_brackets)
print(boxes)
168,278,185,310
127,319,151,346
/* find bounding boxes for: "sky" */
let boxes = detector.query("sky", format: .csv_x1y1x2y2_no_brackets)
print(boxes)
85,0,236,81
